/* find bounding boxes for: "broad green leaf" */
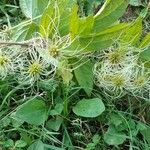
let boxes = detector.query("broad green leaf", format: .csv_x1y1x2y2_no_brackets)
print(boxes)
49,103,63,116
70,4,94,37
79,23,129,51
19,0,49,19
46,116,63,131
15,140,27,148
11,23,38,41
20,132,32,145
140,7,149,18
139,47,150,68
39,79,58,92
28,140,65,150
11,112,24,128
73,98,105,118
130,0,141,6
74,61,94,96
15,98,47,125
139,33,150,48
109,114,123,127
70,4,79,39
120,17,142,45
28,140,44,150
58,9,71,36
78,15,94,36
92,134,101,144
140,127,150,144
0,116,11,128
39,5,55,37
139,47,150,62
93,0,129,32
11,24,29,41
3,139,14,148
137,122,147,131
25,23,39,40
104,126,126,145
39,0,73,36
58,0,75,36
44,144,65,150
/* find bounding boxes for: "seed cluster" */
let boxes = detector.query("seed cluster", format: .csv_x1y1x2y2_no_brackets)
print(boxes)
0,34,72,85
94,46,150,99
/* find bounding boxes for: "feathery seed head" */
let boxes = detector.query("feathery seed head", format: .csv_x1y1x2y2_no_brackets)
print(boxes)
28,61,42,76
134,75,147,87
107,50,125,64
111,74,125,87
48,45,59,57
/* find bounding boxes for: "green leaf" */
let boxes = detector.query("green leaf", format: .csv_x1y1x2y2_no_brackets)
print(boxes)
140,7,149,18
139,47,150,62
73,98,105,118
78,16,94,36
20,132,32,145
92,134,101,144
137,122,147,130
11,112,24,128
11,23,38,41
0,116,11,128
44,144,65,150
58,9,70,36
3,139,14,148
74,61,93,96
79,23,129,51
139,33,150,48
15,140,27,148
19,0,49,19
28,140,65,150
39,0,74,37
28,140,44,150
39,0,69,37
58,0,75,36
15,98,47,125
46,116,63,131
39,5,55,37
39,79,58,92
86,143,96,150
129,0,141,6
65,2,94,37
93,0,129,32
104,126,126,145
109,114,123,127
70,4,79,38
140,127,150,144
49,103,63,116
120,17,142,45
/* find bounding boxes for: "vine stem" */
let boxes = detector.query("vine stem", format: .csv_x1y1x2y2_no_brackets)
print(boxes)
0,41,30,46
63,84,69,117
0,37,43,46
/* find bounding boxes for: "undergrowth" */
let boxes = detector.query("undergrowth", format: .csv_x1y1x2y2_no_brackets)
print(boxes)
0,0,150,150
